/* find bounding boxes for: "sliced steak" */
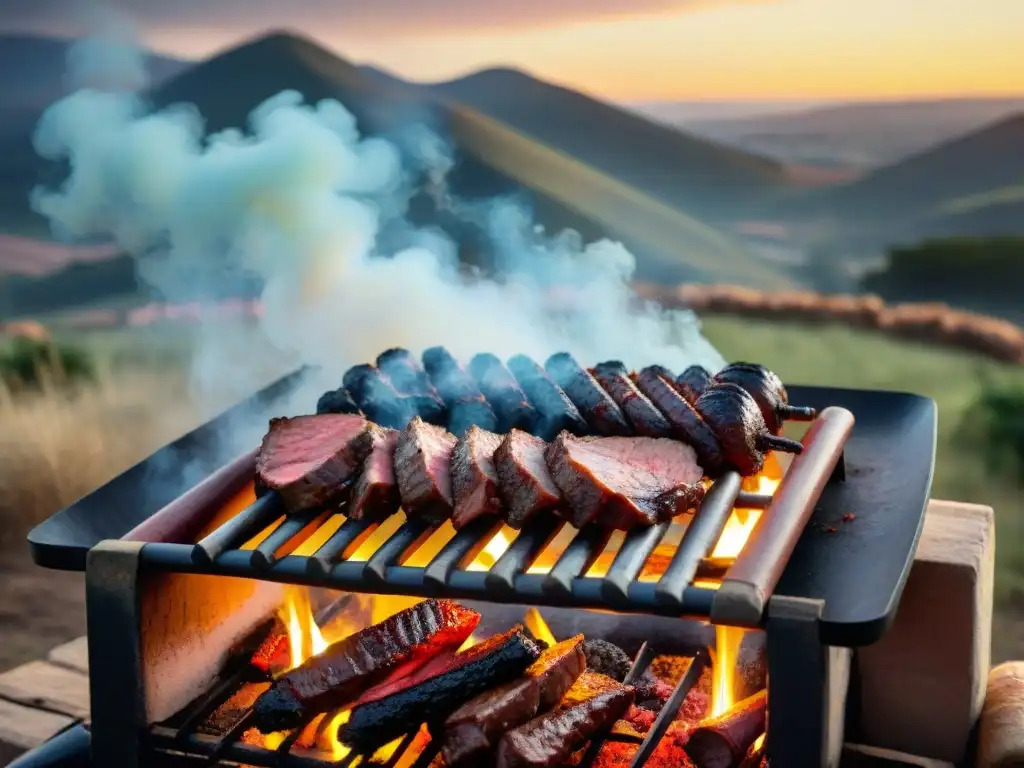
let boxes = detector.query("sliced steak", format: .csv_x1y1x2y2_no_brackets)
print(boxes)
635,367,726,475
545,433,705,529
315,387,361,416
592,361,672,438
377,347,447,425
494,429,563,528
394,417,458,523
507,355,588,441
496,671,635,768
251,599,479,732
545,353,631,437
451,426,504,530
441,635,586,767
338,626,541,752
348,428,400,521
342,364,413,430
470,353,538,433
256,414,381,512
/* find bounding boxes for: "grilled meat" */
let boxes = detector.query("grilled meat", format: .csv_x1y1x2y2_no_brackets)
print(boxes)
441,635,586,766
582,640,631,683
251,599,479,732
695,383,803,475
507,355,588,441
545,432,705,529
592,361,672,438
377,347,446,425
451,425,504,530
348,428,400,521
470,353,539,433
545,353,631,437
635,367,726,475
496,671,635,768
342,364,413,430
494,429,563,528
255,414,381,512
676,365,713,404
423,346,499,436
394,417,458,524
338,626,541,751
715,362,815,433
315,387,361,416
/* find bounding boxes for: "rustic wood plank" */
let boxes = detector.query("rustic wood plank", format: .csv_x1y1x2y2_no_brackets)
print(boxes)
0,661,90,719
0,697,76,751
47,636,88,674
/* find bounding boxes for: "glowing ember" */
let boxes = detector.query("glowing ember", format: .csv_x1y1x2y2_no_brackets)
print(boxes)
524,607,558,647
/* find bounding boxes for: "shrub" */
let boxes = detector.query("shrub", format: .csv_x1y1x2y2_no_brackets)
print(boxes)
0,337,96,391
961,384,1024,484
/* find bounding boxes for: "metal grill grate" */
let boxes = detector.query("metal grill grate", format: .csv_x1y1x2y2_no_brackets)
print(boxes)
147,630,708,768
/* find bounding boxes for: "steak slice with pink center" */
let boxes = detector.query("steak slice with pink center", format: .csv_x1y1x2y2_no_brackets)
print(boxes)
394,416,458,524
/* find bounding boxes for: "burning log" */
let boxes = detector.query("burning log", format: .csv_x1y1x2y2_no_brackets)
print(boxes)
684,690,767,768
738,733,766,768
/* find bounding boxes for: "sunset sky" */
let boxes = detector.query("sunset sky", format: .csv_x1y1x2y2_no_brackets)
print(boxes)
3,0,1023,101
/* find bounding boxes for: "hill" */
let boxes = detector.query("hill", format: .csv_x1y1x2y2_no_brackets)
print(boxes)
430,67,793,223
683,97,1024,170
0,31,794,294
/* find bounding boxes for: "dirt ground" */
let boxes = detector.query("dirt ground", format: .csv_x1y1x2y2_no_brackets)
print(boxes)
0,546,85,672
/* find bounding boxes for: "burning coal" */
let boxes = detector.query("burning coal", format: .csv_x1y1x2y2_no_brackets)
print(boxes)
29,23,725,439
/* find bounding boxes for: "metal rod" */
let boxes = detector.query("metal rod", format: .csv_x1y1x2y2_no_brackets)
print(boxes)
735,491,773,509
543,526,613,599
364,518,435,583
712,406,856,627
423,516,502,590
628,650,709,768
192,492,283,565
306,518,373,575
251,509,323,568
484,516,563,594
655,472,742,607
601,521,671,605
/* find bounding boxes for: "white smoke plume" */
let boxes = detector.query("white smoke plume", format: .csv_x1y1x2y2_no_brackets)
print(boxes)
31,25,725,443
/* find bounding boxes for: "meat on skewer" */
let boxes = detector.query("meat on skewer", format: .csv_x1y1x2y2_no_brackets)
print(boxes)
343,364,414,430
592,361,672,438
695,383,804,476
507,355,589,441
423,346,499,436
315,387,361,416
675,365,714,405
634,367,726,476
377,347,447,425
714,362,816,434
545,353,631,437
469,353,539,433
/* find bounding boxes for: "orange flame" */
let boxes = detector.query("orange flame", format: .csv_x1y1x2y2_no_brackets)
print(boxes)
524,607,557,647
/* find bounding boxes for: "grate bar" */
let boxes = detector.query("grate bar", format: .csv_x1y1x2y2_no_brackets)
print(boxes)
629,649,709,768
735,491,773,509
193,492,283,564
306,518,373,575
365,518,435,583
423,516,501,589
484,516,563,594
601,522,671,605
543,526,613,599
252,509,322,568
655,472,743,607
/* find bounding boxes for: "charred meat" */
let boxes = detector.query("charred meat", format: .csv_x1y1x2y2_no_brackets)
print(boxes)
348,428,400,521
715,362,816,433
496,671,635,768
377,348,446,425
545,353,631,437
255,414,382,512
451,425,504,529
394,417,458,524
441,635,587,766
676,365,713,404
338,626,541,751
545,433,705,529
635,367,725,475
582,640,632,683
592,361,672,439
251,599,479,732
342,364,413,430
695,383,803,475
470,353,539,433
423,346,499,436
448,395,500,438
315,387,361,416
494,429,563,528
507,355,588,441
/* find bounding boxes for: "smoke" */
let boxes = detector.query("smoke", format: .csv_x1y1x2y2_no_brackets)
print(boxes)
31,23,725,457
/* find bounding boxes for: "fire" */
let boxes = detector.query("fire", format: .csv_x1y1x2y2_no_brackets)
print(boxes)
466,525,516,571
524,607,557,647
710,624,746,717
280,588,330,670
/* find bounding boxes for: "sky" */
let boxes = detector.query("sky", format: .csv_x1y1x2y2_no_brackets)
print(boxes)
2,0,1023,101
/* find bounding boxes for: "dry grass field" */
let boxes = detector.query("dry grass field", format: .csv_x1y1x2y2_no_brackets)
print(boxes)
1,315,1023,671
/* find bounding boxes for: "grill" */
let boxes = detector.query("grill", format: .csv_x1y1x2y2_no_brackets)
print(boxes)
25,368,937,768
